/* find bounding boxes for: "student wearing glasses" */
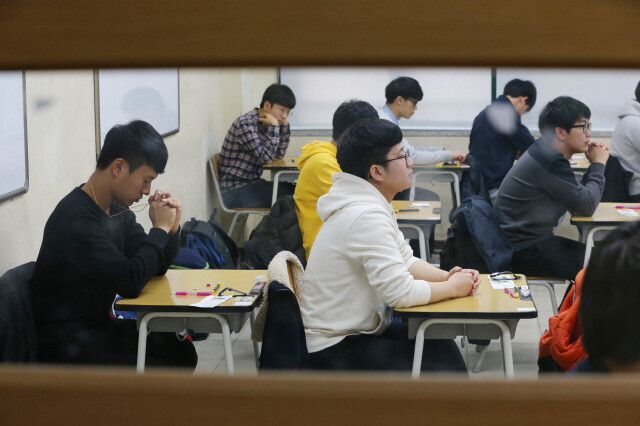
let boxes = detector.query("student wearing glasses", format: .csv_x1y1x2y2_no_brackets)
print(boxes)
495,96,610,281
299,118,479,373
378,76,466,201
219,84,296,208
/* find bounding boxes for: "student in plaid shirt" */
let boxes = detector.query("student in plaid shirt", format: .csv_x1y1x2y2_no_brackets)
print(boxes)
219,84,296,208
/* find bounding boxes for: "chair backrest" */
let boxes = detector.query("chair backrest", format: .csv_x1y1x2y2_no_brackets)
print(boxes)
0,261,38,363
602,155,633,202
244,196,306,269
259,281,311,370
208,153,232,213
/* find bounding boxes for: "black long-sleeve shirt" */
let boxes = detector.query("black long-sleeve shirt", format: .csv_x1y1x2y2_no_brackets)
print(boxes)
30,187,180,344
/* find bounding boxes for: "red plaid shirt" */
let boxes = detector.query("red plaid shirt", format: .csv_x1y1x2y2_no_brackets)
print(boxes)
219,109,290,190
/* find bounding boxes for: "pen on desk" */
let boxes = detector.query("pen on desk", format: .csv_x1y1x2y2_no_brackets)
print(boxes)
212,283,221,294
615,205,640,209
175,291,212,296
504,288,518,298
394,208,420,213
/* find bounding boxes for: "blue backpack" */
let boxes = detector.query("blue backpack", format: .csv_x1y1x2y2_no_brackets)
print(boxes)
180,210,239,269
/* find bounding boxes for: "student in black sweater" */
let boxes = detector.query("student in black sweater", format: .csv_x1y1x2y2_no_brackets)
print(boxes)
31,120,197,369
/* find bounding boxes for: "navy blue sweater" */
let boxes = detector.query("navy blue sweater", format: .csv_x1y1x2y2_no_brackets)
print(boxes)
469,95,535,190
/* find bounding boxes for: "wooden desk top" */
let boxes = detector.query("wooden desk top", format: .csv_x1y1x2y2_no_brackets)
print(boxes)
570,155,590,171
394,274,537,320
263,156,298,170
392,200,441,224
114,269,267,313
571,202,640,225
413,161,470,171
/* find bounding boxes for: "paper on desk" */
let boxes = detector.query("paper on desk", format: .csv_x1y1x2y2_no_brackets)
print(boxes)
489,276,517,290
618,209,640,217
234,296,253,306
190,295,232,308
411,202,430,207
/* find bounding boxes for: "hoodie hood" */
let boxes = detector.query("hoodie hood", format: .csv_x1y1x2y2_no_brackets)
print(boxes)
296,140,336,170
317,172,392,222
619,99,640,119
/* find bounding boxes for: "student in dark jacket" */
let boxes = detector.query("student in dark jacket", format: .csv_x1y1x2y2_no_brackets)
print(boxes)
31,120,197,369
468,79,537,204
572,221,640,373
495,96,609,280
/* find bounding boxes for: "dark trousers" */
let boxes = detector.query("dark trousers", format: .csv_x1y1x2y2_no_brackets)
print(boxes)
222,179,295,208
37,318,198,370
309,322,467,373
511,236,584,281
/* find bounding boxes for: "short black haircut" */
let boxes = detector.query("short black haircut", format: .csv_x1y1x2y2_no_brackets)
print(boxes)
635,80,640,102
385,77,423,104
336,118,403,180
97,120,168,174
332,100,379,141
503,79,537,110
581,221,640,367
260,84,296,109
538,96,591,138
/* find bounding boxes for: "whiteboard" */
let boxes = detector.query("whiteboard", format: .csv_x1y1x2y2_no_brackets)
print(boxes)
496,68,640,133
0,71,28,203
96,69,179,148
280,67,492,130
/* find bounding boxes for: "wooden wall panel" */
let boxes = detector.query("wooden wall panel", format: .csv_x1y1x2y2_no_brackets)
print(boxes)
0,0,639,69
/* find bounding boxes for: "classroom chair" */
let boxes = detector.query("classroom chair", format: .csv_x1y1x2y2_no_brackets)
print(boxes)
0,262,38,363
208,154,269,236
252,252,311,370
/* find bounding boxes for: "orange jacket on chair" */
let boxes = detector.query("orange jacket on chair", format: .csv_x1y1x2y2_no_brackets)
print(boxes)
538,269,588,371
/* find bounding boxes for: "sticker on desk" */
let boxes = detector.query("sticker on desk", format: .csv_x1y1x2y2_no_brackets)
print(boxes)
617,209,640,217
489,276,517,290
190,295,232,308
571,153,586,159
411,202,430,207
234,296,253,306
517,307,536,312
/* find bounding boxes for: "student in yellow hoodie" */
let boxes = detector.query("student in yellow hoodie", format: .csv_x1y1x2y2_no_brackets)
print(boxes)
294,100,379,260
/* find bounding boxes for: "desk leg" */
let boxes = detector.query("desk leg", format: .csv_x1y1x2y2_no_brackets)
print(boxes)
398,224,427,261
249,309,261,370
136,312,235,375
583,226,614,268
411,318,515,379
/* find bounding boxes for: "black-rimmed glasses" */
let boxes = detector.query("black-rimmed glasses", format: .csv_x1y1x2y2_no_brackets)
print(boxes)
489,271,522,281
219,287,247,296
378,152,410,166
571,122,592,135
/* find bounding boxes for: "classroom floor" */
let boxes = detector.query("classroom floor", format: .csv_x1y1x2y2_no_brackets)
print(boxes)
192,282,568,378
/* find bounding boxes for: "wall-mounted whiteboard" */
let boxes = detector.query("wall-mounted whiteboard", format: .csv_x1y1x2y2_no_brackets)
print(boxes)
0,71,28,203
280,67,492,130
96,69,179,149
496,68,640,133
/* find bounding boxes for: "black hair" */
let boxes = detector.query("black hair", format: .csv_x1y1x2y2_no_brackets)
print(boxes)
635,80,640,103
332,100,379,141
503,79,537,110
260,84,296,109
385,77,423,104
97,120,168,174
336,118,403,180
581,221,640,366
538,96,591,138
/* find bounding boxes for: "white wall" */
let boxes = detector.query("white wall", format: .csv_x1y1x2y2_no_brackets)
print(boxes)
0,67,277,274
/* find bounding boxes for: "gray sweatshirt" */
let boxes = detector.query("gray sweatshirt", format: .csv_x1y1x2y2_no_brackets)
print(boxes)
495,139,605,251
610,99,640,195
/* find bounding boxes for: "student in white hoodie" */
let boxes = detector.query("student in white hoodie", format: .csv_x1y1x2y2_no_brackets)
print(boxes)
299,118,479,373
611,81,640,202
